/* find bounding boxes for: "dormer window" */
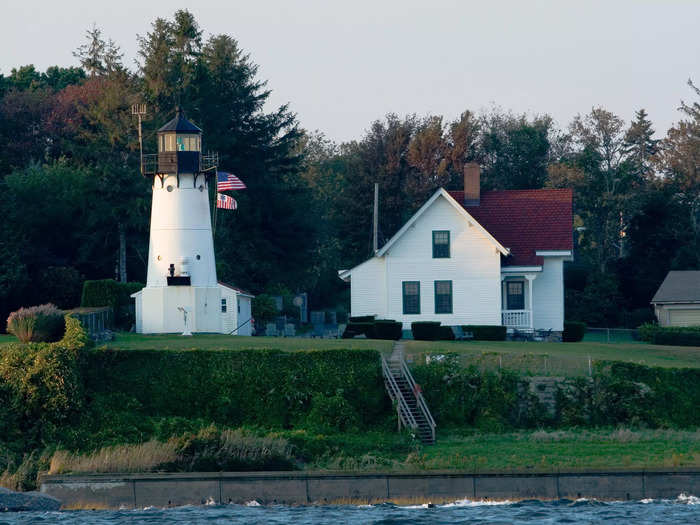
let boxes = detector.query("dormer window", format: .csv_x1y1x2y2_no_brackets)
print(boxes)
432,231,450,258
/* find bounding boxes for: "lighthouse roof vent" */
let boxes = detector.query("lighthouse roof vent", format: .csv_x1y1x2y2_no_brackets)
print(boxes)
158,108,202,133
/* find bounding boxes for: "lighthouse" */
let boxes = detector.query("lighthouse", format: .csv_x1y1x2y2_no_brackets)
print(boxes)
131,109,224,334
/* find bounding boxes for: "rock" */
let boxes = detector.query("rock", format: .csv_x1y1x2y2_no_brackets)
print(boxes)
0,487,61,512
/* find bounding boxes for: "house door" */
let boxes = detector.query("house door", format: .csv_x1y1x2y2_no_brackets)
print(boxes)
506,281,525,310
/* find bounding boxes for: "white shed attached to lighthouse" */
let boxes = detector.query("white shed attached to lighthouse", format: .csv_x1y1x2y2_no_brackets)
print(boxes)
132,109,242,334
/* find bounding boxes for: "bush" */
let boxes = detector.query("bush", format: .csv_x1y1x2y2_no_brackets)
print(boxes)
82,348,388,432
349,315,375,323
563,321,586,342
6,304,65,343
252,294,277,325
653,330,700,346
371,320,402,340
342,322,374,338
438,326,455,340
307,392,359,432
462,325,507,341
637,322,659,343
81,280,143,329
411,321,441,341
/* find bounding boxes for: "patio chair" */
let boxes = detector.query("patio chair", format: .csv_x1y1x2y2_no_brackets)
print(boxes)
451,326,474,340
265,323,278,337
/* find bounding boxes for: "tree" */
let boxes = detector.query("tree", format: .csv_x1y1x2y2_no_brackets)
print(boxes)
480,110,552,190
73,25,124,77
623,108,659,182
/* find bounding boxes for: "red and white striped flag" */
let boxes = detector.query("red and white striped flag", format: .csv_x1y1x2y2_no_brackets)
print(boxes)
217,171,246,191
217,193,238,210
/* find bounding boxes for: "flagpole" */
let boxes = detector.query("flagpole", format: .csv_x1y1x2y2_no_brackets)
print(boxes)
213,181,218,240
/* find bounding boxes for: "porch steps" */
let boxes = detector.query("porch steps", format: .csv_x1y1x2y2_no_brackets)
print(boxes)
381,342,436,445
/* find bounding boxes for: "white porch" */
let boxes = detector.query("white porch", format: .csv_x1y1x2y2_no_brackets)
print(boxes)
501,269,539,330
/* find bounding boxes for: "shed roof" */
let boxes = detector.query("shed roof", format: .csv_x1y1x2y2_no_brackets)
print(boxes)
218,281,255,298
651,271,700,304
158,108,202,133
448,188,573,266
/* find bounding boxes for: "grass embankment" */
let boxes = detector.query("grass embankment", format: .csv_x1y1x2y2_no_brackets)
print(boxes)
42,428,700,476
405,339,700,375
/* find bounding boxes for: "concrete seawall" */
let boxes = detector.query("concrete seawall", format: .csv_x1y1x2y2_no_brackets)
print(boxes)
40,470,700,508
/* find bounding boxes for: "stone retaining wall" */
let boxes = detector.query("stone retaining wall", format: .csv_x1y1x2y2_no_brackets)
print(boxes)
40,470,700,508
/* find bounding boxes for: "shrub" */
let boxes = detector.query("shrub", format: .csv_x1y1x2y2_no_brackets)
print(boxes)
81,280,143,329
342,322,374,338
563,321,586,342
462,325,507,341
252,294,277,324
637,324,700,346
637,322,659,343
307,392,359,432
349,315,375,323
411,321,441,341
7,304,65,343
438,326,455,340
371,320,402,340
653,330,700,346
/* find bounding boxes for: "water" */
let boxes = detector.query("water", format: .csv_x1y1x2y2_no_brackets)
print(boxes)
1,496,699,524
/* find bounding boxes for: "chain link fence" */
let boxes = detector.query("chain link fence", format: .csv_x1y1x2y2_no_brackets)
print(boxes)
583,327,641,344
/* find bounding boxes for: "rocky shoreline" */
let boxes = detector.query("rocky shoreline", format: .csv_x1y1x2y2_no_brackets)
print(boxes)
0,487,61,512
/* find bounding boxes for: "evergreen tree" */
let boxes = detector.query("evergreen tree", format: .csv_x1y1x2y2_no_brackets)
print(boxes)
623,108,659,181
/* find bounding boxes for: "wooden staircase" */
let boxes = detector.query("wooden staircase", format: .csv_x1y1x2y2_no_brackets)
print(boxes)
382,344,436,445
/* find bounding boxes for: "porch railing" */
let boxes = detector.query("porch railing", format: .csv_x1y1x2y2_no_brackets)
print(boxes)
502,309,531,328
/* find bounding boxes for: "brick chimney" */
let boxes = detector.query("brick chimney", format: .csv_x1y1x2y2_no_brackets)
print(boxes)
463,162,480,206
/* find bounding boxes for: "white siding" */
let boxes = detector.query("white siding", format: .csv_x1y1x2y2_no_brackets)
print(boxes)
532,257,565,331
237,296,253,335
220,287,236,334
384,195,501,328
349,257,387,318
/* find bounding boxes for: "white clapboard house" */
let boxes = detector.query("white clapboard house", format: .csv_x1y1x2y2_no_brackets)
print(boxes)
338,164,573,336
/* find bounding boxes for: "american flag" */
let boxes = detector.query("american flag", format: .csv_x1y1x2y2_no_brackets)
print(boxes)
217,193,238,210
216,171,246,191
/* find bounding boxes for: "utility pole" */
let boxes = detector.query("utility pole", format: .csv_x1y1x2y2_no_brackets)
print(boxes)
373,183,379,254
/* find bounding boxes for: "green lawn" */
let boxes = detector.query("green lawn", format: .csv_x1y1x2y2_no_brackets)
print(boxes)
404,339,700,374
97,332,394,352
409,429,700,472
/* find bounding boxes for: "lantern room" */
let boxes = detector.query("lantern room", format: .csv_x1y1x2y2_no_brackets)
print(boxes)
155,107,202,175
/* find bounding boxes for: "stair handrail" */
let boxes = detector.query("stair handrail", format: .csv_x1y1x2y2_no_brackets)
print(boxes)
381,356,418,431
399,358,436,443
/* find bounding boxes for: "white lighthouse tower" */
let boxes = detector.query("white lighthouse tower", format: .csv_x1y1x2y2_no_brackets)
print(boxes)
132,109,223,334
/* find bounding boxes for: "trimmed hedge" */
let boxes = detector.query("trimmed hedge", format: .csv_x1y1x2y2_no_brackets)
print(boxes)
412,321,441,341
372,320,402,340
349,315,375,323
81,280,143,329
342,319,402,340
461,325,507,341
438,325,455,340
563,321,586,342
653,330,700,346
638,323,700,346
83,348,388,430
342,322,373,338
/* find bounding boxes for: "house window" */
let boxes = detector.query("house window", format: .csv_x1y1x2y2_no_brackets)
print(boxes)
221,298,227,313
435,280,452,314
432,231,450,258
506,281,524,310
402,281,420,314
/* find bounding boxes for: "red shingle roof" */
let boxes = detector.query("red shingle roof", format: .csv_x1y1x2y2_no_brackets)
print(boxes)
448,189,573,266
